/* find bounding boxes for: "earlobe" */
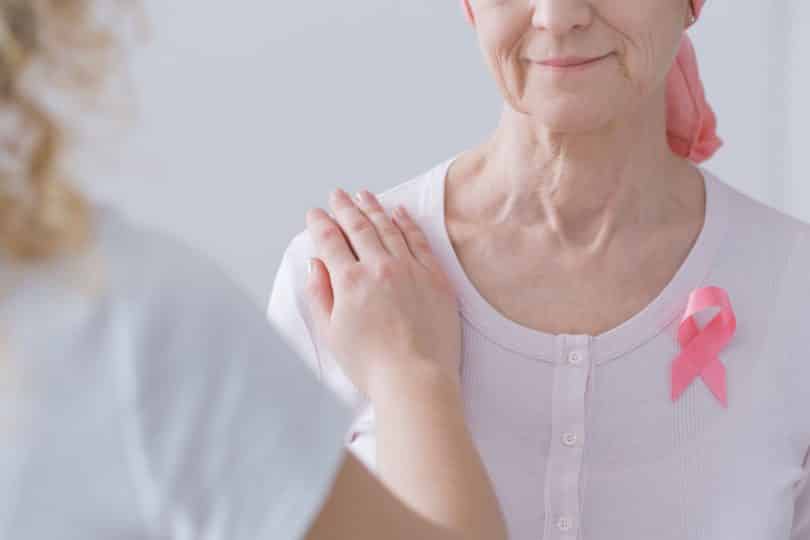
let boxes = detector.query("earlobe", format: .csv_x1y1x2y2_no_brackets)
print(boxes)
685,9,696,28
461,0,476,26
686,0,699,28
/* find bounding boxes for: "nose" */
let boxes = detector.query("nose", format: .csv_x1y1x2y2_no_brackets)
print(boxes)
530,0,593,35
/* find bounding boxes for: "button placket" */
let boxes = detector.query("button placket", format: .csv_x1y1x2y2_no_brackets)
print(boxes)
544,335,591,540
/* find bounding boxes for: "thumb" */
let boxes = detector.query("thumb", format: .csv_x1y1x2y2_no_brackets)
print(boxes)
306,258,334,336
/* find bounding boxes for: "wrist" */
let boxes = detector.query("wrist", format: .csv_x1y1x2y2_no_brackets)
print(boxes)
366,358,462,410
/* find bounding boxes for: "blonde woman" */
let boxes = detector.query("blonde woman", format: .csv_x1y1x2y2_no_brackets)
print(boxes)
0,2,506,539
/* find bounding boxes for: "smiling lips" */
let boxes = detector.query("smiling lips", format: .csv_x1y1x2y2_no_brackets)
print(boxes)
536,53,611,68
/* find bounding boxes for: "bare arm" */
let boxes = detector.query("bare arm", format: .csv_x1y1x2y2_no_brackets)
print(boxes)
307,455,457,540
375,362,505,540
307,363,506,540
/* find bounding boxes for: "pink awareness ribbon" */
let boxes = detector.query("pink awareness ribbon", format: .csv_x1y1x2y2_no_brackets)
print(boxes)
671,286,736,406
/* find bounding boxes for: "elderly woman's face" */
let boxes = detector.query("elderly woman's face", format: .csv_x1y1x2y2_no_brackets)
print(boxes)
467,0,691,132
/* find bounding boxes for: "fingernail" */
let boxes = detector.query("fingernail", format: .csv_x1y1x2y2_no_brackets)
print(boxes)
397,205,409,218
355,191,364,203
359,190,375,204
333,188,350,203
308,259,315,274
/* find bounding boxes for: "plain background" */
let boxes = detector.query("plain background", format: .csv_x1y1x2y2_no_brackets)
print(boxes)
78,0,810,304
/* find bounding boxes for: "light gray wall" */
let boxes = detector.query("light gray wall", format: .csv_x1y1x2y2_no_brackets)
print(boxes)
79,0,808,303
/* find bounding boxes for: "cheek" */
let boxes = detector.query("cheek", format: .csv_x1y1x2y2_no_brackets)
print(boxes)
611,3,688,93
613,19,684,102
478,22,528,96
619,32,660,94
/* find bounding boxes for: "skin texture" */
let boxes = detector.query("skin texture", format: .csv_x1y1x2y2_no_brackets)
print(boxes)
444,0,706,337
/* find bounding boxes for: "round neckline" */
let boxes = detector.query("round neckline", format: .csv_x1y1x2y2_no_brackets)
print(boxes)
424,152,730,364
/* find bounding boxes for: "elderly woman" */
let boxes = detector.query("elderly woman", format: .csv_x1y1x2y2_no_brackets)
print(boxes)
269,0,810,538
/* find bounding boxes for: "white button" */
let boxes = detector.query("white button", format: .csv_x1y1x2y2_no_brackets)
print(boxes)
568,351,582,365
562,432,578,447
557,516,573,532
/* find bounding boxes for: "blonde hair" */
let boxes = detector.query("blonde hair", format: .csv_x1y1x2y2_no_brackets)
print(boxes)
0,0,136,262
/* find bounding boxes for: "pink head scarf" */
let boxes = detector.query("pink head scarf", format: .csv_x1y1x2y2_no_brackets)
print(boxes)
461,0,722,163
667,0,722,162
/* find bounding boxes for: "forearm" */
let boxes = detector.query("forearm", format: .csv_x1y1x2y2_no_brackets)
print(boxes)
369,361,507,540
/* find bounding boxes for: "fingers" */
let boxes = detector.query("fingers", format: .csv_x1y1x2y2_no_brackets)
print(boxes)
306,207,357,276
392,205,440,271
308,188,426,279
329,189,389,261
354,190,411,258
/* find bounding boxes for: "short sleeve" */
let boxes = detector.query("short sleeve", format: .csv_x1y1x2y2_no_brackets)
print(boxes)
267,235,377,468
129,241,354,540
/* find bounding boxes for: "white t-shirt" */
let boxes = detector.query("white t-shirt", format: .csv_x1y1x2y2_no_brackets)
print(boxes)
268,154,810,540
0,208,352,539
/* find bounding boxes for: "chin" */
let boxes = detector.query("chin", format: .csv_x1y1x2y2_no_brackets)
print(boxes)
520,98,619,134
